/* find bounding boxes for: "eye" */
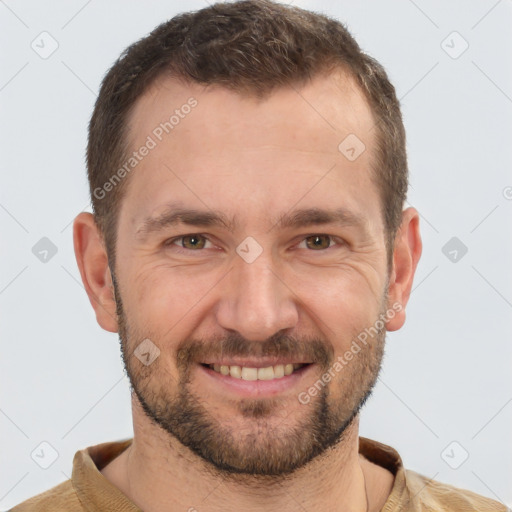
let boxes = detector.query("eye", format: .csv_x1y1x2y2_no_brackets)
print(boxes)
298,234,341,251
167,234,212,250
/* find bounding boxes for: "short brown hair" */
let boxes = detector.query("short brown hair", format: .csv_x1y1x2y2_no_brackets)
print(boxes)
87,0,407,270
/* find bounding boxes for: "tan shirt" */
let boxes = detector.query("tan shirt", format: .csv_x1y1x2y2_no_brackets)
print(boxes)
10,437,507,511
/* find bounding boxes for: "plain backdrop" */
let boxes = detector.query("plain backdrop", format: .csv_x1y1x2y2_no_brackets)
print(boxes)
1,0,511,509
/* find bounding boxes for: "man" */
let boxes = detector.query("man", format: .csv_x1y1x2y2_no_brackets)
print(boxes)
10,1,506,511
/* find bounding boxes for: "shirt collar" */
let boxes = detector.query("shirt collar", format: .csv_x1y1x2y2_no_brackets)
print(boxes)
72,436,408,511
72,438,141,511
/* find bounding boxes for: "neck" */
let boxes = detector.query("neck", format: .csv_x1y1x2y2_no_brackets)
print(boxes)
101,398,388,512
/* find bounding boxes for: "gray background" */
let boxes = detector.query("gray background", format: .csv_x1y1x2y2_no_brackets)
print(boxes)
1,0,511,509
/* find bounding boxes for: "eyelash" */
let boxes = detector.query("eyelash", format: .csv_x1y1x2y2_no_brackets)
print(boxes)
164,233,345,254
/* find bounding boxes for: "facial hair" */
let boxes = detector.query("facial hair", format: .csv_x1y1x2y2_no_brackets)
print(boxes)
112,271,387,479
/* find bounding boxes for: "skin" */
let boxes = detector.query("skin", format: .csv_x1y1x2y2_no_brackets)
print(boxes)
74,68,422,512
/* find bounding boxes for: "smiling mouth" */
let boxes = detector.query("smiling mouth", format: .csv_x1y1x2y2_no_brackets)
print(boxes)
200,363,310,381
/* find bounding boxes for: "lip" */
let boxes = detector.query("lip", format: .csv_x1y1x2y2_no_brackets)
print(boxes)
197,362,314,398
200,359,312,368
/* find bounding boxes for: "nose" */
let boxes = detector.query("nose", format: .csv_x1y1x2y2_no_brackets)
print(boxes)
215,250,299,341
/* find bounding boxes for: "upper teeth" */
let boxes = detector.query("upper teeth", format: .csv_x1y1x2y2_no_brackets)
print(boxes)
211,363,305,380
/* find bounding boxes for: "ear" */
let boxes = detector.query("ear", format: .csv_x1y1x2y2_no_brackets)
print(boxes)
385,207,422,332
73,212,119,333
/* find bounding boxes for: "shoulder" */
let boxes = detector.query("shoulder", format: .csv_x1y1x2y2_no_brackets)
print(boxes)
404,469,509,512
8,479,84,511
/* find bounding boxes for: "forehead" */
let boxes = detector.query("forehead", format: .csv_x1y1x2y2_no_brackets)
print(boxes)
127,69,374,155
120,69,380,232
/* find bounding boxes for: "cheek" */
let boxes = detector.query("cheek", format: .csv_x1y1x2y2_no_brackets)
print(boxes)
288,262,385,341
124,263,222,334
120,243,386,345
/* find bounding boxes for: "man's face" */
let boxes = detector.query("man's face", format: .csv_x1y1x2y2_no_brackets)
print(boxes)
113,70,391,476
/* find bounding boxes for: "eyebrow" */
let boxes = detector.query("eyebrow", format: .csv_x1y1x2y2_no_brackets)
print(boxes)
134,203,368,240
273,207,367,232
135,205,237,240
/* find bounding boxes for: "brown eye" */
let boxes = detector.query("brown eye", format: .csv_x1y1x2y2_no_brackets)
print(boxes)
181,234,207,249
304,235,332,250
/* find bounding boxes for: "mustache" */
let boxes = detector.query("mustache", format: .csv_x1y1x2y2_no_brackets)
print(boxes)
176,332,334,370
